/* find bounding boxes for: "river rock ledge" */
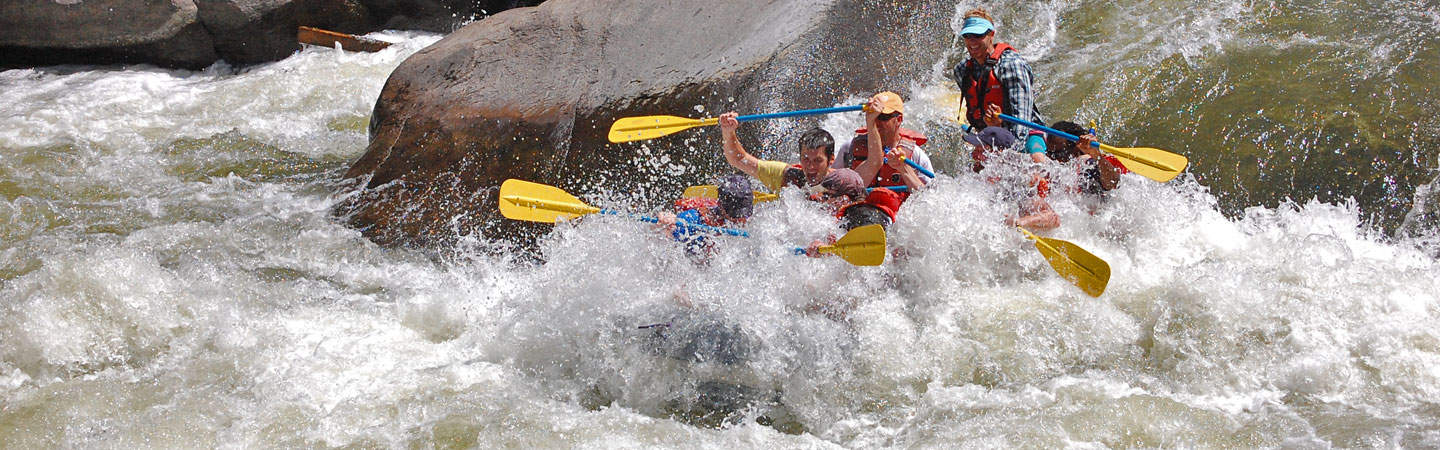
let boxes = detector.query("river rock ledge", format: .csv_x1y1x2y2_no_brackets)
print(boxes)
337,0,954,249
0,0,542,68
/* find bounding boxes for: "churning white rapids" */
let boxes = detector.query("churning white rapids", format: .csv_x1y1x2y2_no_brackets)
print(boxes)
3,28,1440,450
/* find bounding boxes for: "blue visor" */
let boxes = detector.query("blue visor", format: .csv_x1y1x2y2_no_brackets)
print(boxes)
960,17,994,36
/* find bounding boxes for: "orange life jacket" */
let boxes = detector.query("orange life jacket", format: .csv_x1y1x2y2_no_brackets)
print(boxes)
958,43,1015,131
847,130,927,198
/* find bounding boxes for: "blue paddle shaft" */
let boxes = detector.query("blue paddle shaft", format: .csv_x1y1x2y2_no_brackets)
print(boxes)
882,156,938,179
903,158,936,178
738,105,864,122
604,209,750,237
998,113,1101,149
867,186,908,193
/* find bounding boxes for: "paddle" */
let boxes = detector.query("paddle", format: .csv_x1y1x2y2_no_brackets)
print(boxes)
608,105,865,143
997,113,1188,183
681,185,780,203
499,179,889,266
791,224,887,266
890,155,935,178
498,179,750,237
1017,227,1110,297
681,184,908,202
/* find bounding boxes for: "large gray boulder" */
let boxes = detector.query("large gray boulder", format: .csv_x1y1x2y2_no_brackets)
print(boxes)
0,0,542,68
194,0,376,64
364,0,543,32
0,0,219,68
337,0,955,248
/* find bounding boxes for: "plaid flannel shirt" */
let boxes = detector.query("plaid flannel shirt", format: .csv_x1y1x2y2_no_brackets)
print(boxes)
994,50,1044,136
956,48,1045,137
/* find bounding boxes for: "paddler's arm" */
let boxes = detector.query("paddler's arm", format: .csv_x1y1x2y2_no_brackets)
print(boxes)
1007,196,1060,230
803,234,839,258
718,112,762,179
1076,134,1121,191
1023,130,1051,163
885,142,927,191
854,95,887,185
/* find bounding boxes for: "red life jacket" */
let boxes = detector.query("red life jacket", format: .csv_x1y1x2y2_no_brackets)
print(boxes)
1100,155,1129,174
959,42,1015,131
836,188,901,222
672,197,724,226
847,130,926,198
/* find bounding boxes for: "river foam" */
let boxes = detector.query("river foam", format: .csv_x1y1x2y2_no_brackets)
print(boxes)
2,7,1439,449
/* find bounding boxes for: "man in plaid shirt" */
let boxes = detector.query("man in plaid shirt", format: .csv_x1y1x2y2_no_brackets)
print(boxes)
952,9,1045,141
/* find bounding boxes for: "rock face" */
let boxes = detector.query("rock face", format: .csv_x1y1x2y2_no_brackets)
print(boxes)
366,0,544,32
194,0,359,65
337,0,956,249
0,0,219,68
0,0,543,68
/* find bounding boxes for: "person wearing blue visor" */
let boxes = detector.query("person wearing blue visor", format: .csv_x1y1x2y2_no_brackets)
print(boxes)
952,8,1048,163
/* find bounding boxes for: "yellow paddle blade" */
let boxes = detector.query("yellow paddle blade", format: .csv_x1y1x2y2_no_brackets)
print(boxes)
1018,227,1111,297
497,179,601,223
681,185,716,199
681,185,778,203
821,224,887,266
1100,144,1189,183
608,115,721,143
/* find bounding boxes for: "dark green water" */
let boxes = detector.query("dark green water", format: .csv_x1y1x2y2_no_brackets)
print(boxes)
974,0,1438,232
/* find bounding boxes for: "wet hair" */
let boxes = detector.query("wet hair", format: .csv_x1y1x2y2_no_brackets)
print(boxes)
964,8,994,23
1053,121,1087,138
797,128,835,160
841,204,891,231
1048,121,1089,161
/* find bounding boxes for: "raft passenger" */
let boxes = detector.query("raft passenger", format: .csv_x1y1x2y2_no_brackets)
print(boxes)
953,8,1046,153
1034,121,1127,195
837,92,934,197
717,112,835,192
657,175,754,256
966,126,1059,230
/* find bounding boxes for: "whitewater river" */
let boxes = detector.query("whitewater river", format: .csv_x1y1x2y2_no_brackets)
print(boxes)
3,1,1439,448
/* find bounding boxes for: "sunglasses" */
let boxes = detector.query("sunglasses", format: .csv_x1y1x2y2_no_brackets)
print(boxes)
962,32,989,39
876,112,900,122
